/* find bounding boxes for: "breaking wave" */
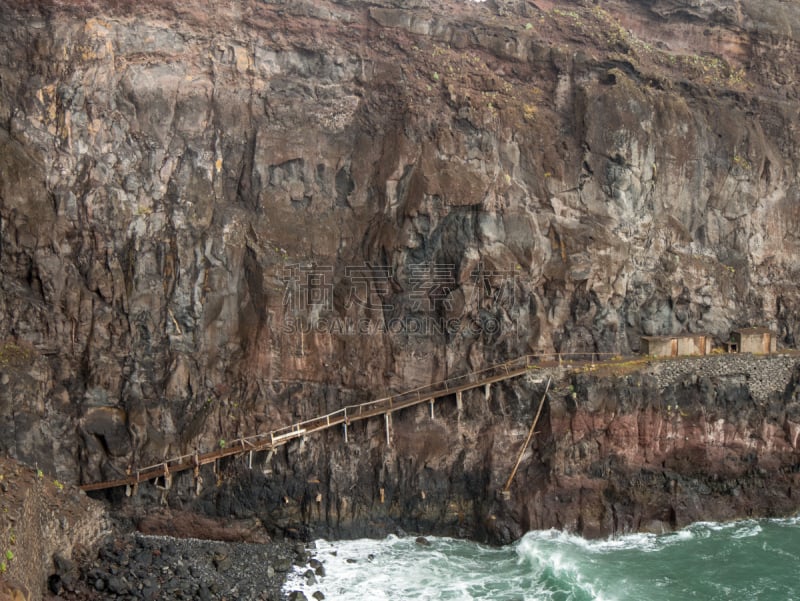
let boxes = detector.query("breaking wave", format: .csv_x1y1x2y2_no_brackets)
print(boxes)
284,518,800,600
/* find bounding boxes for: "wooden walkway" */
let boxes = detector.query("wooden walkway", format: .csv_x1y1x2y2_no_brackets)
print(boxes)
80,352,611,492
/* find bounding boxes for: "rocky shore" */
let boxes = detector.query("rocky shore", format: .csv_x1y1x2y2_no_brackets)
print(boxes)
52,534,305,601
0,455,309,601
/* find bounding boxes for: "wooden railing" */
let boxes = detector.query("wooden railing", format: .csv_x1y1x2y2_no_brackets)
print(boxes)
79,352,619,492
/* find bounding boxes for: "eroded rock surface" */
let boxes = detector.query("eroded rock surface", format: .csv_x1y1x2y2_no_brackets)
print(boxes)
1,0,800,544
0,456,110,601
144,355,798,543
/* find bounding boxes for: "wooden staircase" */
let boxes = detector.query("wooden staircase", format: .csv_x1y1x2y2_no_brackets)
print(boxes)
79,352,609,492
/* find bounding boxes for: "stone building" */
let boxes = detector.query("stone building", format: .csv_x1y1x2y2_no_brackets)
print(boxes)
729,327,777,354
641,333,712,357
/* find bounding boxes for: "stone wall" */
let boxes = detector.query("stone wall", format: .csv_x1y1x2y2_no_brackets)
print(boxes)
647,353,798,401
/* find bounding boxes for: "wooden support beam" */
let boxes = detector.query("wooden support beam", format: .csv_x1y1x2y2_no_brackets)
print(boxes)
163,462,172,490
503,378,551,494
79,354,554,492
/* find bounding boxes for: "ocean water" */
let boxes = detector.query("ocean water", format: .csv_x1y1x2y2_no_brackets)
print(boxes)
284,518,800,600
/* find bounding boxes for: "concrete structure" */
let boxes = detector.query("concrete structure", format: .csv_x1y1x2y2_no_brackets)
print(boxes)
641,333,712,357
729,327,777,354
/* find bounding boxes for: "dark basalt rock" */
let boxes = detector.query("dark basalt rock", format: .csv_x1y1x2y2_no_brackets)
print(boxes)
61,533,296,601
2,4,800,598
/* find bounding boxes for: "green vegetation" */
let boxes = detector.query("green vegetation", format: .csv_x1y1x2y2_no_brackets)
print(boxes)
733,154,752,171
402,38,545,126
547,3,748,92
0,549,12,574
666,403,688,418
552,8,580,21
0,342,34,367
522,103,537,122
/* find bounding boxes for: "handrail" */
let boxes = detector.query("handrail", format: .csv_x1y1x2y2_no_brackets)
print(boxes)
79,352,626,491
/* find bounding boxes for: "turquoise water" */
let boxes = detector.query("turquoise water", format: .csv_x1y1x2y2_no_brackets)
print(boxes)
284,518,800,600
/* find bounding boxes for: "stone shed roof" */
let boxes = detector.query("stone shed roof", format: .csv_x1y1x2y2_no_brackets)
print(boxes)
641,333,709,341
733,327,772,335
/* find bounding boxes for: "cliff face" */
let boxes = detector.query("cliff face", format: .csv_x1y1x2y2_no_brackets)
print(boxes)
1,0,800,536
141,354,797,544
0,456,110,601
508,355,800,540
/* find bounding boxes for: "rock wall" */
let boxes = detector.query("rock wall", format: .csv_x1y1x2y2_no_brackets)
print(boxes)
1,0,800,538
120,355,800,543
0,457,110,601
507,354,800,541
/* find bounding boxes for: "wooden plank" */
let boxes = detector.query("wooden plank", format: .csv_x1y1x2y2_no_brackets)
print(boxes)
80,358,539,491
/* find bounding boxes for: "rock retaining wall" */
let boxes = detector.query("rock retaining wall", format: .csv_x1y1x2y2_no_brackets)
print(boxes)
648,353,799,401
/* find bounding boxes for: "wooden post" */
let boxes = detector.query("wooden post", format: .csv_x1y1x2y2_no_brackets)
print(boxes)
503,378,551,494
193,452,200,495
